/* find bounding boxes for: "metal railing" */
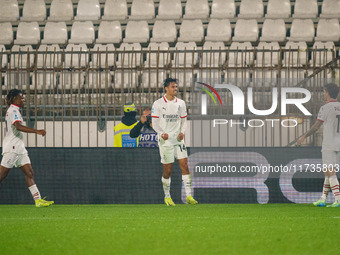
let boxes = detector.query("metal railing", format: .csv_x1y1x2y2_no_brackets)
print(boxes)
0,46,339,147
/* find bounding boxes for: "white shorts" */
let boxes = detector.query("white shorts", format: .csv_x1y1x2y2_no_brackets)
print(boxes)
1,153,31,168
322,151,340,168
159,144,188,164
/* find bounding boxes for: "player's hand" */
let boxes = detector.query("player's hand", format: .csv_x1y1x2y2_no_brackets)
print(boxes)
296,136,305,146
161,133,168,140
36,129,46,136
177,133,184,141
141,115,147,124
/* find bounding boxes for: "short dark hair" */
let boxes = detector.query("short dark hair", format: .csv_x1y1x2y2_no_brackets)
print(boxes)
6,89,22,107
324,83,339,99
163,78,178,88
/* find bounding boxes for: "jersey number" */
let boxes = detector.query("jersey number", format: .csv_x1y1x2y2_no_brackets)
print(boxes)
178,144,187,152
337,115,340,133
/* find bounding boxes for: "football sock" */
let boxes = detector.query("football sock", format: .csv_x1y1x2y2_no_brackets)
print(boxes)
320,176,330,201
28,184,41,201
329,175,340,203
162,177,171,198
182,174,192,197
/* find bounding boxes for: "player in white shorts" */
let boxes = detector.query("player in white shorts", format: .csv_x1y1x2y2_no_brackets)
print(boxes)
297,83,340,207
0,89,54,207
152,78,198,206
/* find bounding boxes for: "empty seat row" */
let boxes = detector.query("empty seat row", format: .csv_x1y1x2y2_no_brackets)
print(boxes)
1,18,339,46
1,41,336,69
1,0,340,23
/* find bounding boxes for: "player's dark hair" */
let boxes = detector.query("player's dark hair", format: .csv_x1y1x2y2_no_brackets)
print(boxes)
324,83,339,99
163,78,178,88
6,89,22,107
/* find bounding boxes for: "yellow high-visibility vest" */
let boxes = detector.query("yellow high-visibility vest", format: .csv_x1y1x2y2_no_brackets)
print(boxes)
113,122,139,147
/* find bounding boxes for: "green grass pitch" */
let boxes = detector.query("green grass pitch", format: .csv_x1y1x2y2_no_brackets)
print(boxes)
0,204,339,255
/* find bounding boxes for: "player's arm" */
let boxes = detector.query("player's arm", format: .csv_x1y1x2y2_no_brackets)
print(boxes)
296,120,323,145
14,121,46,136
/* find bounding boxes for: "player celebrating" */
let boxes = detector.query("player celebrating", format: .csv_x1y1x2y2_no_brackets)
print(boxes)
152,78,198,206
0,89,54,207
297,83,340,207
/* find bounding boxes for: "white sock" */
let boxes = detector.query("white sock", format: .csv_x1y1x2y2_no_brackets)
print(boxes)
182,174,192,197
162,177,171,198
329,175,340,203
321,176,330,201
28,184,41,201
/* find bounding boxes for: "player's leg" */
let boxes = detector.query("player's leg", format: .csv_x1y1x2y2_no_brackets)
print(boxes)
314,151,333,206
20,157,54,207
176,144,198,205
0,153,15,183
160,146,175,206
326,152,340,207
0,166,11,184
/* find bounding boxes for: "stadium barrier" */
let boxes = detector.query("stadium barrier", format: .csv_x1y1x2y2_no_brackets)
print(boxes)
0,47,339,147
0,147,335,204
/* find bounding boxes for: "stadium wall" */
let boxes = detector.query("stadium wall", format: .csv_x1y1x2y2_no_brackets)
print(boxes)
0,147,336,204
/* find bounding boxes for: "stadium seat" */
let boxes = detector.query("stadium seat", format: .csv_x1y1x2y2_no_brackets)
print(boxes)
49,0,74,21
178,20,204,43
143,42,169,88
145,42,169,67
238,0,263,19
124,21,149,43
266,0,291,19
34,44,61,90
320,0,340,18
257,42,280,66
102,0,127,20
116,43,141,89
0,45,8,68
184,0,209,20
0,0,19,22
117,42,142,67
91,44,115,67
202,42,226,65
260,19,286,42
173,42,198,86
157,0,182,20
69,21,95,44
174,42,198,67
228,42,253,66
205,19,231,42
9,45,35,89
0,23,13,45
284,41,308,66
0,45,8,90
88,44,115,89
233,20,259,42
289,19,315,42
200,42,226,83
63,44,88,89
293,0,318,19
42,22,68,45
96,21,122,44
21,0,46,22
14,22,40,45
315,19,340,42
310,41,335,67
65,44,88,67
151,20,177,43
130,0,155,20
211,0,235,19
255,42,280,87
75,0,100,21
